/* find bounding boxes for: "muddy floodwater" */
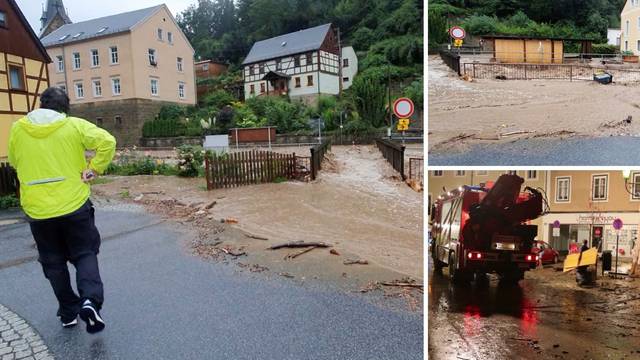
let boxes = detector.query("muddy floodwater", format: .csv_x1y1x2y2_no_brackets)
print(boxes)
428,260,640,360
94,145,423,281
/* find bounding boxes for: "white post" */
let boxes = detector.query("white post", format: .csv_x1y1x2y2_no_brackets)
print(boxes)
268,127,272,151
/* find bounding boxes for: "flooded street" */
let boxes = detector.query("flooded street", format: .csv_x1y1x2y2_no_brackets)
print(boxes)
428,260,640,360
93,145,423,282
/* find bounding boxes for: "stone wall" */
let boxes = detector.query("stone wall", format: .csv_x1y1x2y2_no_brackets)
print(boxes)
70,99,183,147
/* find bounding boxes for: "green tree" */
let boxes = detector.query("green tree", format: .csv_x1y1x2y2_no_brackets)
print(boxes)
349,74,387,128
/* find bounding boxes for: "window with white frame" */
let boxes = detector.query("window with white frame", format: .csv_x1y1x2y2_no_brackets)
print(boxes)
75,82,84,99
148,49,157,66
56,55,64,72
556,177,570,202
111,78,121,95
92,80,102,97
627,20,630,36
150,79,159,96
203,63,209,71
177,57,183,72
91,49,99,67
455,170,465,176
73,52,80,69
157,28,163,41
178,82,185,99
433,170,443,177
527,170,537,179
167,32,173,43
110,46,119,64
592,174,608,201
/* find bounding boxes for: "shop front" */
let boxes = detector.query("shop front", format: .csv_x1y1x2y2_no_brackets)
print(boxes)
542,213,639,258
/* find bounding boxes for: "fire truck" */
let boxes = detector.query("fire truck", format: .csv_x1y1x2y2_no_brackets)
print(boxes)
430,174,546,284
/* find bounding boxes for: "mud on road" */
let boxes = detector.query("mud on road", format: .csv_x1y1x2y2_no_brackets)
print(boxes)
92,145,423,310
428,55,640,155
429,262,640,360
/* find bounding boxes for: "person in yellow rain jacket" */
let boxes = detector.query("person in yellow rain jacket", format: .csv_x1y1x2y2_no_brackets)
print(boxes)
8,87,115,334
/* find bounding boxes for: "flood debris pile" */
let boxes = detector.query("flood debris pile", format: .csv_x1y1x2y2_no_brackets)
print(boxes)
359,277,423,311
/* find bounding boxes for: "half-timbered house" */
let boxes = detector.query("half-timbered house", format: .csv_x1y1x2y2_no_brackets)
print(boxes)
0,0,51,159
242,23,358,105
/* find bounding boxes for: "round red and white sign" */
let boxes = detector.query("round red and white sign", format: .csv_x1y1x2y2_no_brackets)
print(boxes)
449,26,466,40
393,98,414,119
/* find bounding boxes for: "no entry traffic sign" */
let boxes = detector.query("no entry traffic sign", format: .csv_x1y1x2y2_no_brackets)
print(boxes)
393,98,415,119
449,26,466,40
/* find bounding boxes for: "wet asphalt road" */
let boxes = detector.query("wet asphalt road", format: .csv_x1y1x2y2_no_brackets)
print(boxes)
427,258,640,360
0,205,423,360
429,136,640,166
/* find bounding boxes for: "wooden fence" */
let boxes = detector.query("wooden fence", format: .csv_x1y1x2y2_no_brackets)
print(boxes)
204,150,297,190
0,163,18,196
310,140,331,180
375,139,405,181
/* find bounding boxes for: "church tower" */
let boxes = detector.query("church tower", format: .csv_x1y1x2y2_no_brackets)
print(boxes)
39,0,72,38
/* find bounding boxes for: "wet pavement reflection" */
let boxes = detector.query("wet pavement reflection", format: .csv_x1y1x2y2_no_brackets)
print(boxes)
428,261,640,360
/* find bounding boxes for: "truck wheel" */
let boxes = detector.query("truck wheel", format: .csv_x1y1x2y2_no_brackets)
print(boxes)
449,252,470,285
432,244,445,274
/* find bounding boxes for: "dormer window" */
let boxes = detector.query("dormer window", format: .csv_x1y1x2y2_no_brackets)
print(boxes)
59,34,70,41
72,32,84,39
97,27,108,34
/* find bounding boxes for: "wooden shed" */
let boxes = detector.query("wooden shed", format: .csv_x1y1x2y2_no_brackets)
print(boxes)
482,35,593,64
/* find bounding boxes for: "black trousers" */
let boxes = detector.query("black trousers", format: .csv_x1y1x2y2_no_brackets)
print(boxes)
29,201,103,320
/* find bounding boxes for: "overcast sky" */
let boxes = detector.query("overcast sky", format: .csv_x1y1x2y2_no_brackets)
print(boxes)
15,0,197,33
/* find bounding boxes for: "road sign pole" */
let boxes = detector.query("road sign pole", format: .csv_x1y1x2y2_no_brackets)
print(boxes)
616,230,620,279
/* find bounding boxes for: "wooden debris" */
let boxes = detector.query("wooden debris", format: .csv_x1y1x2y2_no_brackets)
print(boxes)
202,200,217,210
344,259,369,265
243,232,269,241
329,249,340,256
379,281,423,288
221,247,246,257
268,241,331,250
221,218,239,224
278,272,295,278
286,246,317,260
500,130,533,137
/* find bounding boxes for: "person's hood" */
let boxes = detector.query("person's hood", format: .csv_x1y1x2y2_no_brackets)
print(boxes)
19,109,68,138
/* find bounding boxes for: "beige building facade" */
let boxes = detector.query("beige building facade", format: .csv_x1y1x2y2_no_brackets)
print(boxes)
429,170,640,257
40,4,195,145
621,0,640,53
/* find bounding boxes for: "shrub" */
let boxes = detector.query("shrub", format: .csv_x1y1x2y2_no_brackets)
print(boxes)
0,195,19,209
592,43,619,55
176,145,205,177
105,157,178,176
348,73,388,128
463,15,499,35
403,77,423,110
201,90,236,109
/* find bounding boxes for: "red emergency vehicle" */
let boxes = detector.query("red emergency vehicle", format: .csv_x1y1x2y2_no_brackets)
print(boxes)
430,174,546,284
